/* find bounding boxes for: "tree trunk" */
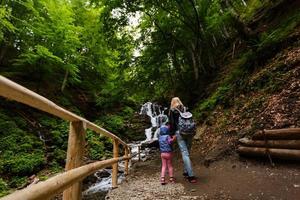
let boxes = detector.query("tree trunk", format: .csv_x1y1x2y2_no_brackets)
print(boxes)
252,128,300,140
238,146,300,160
61,70,69,92
190,47,199,81
239,138,300,149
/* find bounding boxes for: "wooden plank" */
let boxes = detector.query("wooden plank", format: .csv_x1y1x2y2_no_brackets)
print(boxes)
238,146,300,160
63,121,86,200
239,138,300,149
252,128,300,140
112,139,119,188
0,158,124,200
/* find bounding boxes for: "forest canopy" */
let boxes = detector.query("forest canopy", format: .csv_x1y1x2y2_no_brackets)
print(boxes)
2,0,294,107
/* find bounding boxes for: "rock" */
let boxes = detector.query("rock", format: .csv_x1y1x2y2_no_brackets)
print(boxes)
141,140,159,149
95,169,111,178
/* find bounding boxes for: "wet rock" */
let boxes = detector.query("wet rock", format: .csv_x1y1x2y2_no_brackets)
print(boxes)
141,139,159,149
83,174,98,191
95,170,111,178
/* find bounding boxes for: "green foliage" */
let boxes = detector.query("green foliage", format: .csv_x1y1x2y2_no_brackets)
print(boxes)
98,115,125,134
39,117,69,148
0,152,45,175
193,50,254,120
8,176,27,188
38,117,68,166
0,113,45,176
0,6,15,42
246,61,290,93
0,0,298,196
239,0,265,20
258,12,300,51
121,106,134,116
0,178,9,197
194,85,232,120
86,130,113,160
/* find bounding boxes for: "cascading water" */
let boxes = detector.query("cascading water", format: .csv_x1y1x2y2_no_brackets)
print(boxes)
139,102,168,142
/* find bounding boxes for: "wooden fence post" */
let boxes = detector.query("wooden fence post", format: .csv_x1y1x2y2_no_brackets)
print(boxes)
112,139,119,188
138,145,141,161
63,121,86,200
125,147,129,175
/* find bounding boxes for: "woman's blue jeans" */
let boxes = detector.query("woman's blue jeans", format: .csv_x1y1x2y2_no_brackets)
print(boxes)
176,131,194,177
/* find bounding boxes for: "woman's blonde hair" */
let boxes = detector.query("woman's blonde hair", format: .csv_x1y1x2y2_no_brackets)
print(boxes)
170,97,184,109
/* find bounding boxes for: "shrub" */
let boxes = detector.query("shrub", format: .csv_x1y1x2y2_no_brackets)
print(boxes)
86,130,113,160
0,178,9,197
0,112,45,177
0,151,45,175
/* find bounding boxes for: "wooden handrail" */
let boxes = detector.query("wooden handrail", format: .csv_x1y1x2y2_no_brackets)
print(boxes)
0,75,127,147
1,156,131,200
0,75,138,199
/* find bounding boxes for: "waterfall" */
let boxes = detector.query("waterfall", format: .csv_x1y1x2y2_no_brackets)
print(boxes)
139,102,168,142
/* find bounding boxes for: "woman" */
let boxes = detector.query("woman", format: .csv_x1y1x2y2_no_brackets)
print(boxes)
169,97,197,183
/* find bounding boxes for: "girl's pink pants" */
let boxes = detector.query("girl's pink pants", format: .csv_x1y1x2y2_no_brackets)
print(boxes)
161,152,174,177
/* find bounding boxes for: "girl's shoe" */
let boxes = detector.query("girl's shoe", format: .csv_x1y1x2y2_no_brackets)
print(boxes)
169,177,176,183
160,177,166,185
182,172,188,178
187,176,197,183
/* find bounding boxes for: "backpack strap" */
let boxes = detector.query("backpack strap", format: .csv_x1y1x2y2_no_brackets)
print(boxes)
174,106,186,113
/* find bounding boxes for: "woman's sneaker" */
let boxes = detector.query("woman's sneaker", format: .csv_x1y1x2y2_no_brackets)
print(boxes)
187,176,197,183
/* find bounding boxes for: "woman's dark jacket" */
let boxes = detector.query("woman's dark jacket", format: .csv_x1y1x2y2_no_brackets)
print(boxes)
169,106,184,135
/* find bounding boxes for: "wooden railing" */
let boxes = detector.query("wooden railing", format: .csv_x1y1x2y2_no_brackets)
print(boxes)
0,75,135,200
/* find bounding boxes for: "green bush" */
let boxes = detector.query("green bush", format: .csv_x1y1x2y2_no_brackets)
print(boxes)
52,149,66,165
8,176,27,188
194,85,232,120
258,12,300,51
0,112,45,177
121,106,134,117
39,117,68,148
0,151,45,175
98,115,125,134
0,178,9,197
86,130,113,160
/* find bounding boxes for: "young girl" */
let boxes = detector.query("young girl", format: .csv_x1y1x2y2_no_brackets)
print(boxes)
158,124,176,185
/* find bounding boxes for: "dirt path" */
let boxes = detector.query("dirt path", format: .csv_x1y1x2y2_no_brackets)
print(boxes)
106,149,300,200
